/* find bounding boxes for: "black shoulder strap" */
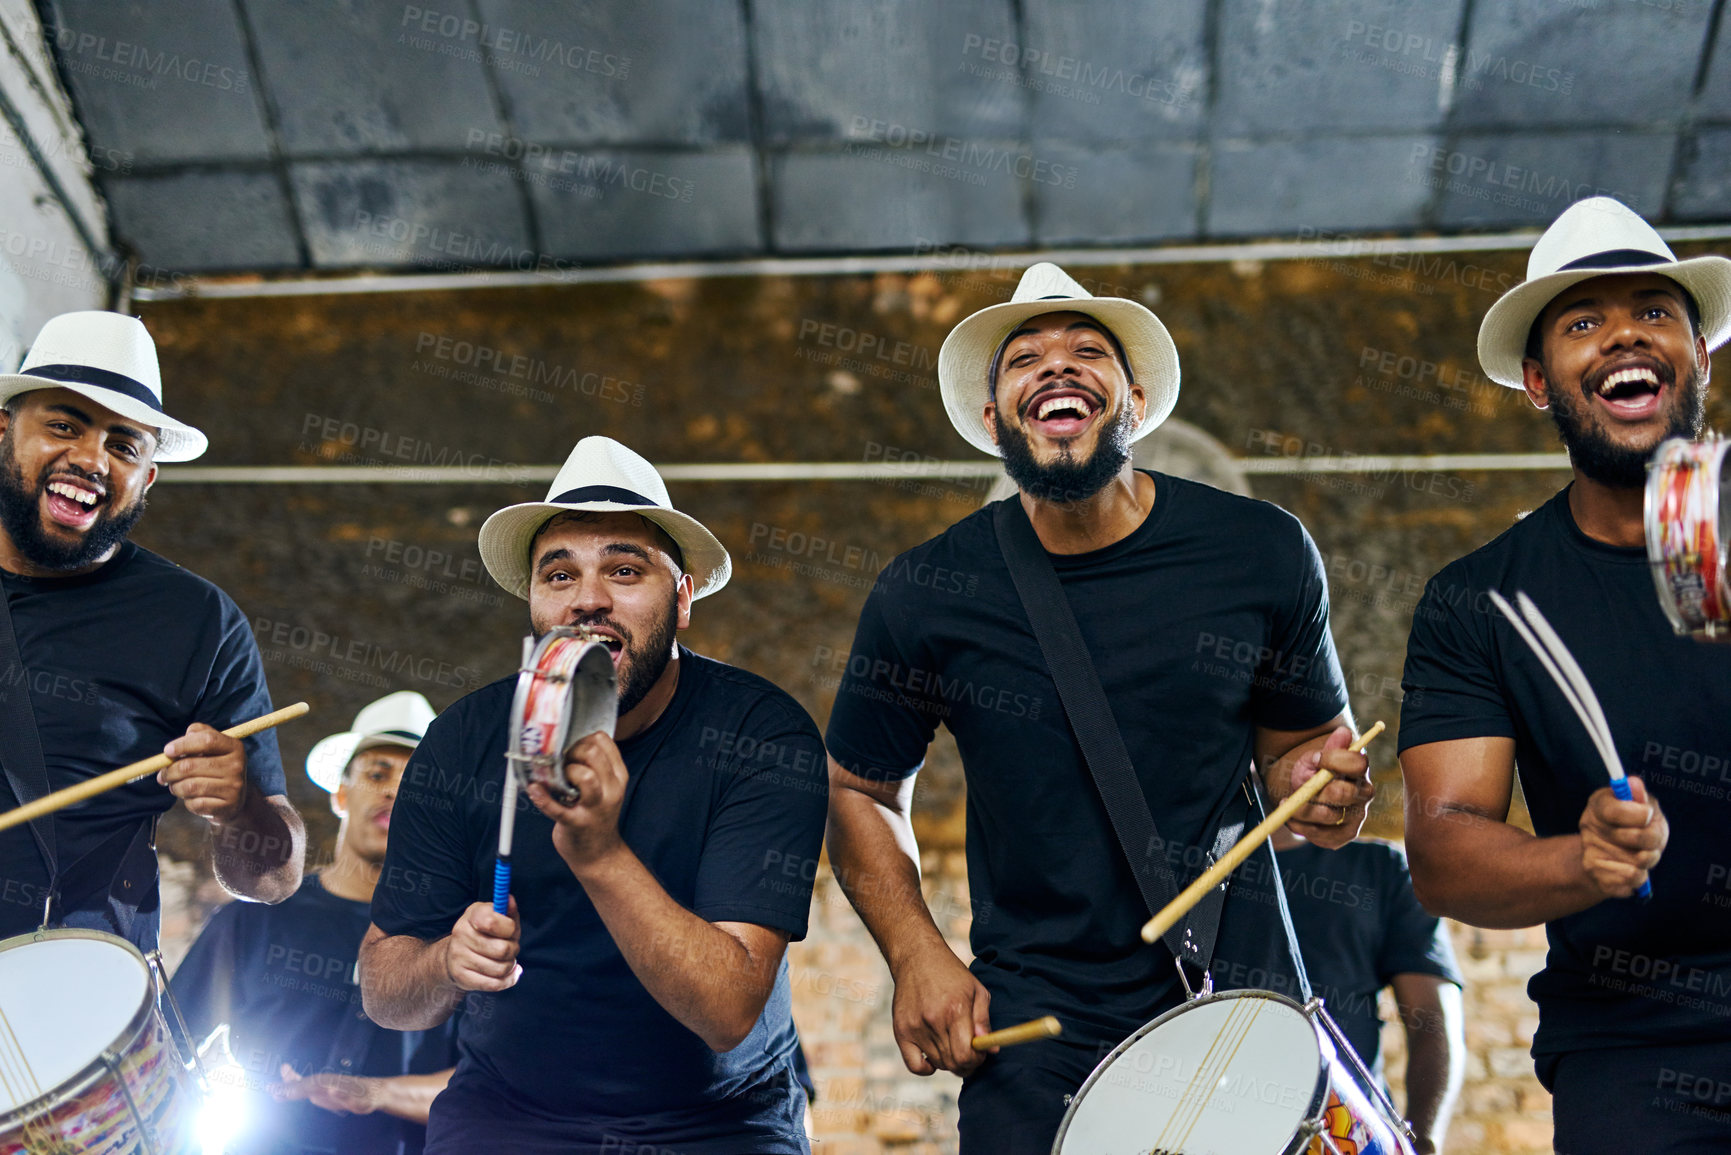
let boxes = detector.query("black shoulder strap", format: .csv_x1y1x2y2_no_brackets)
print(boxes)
0,580,58,907
991,498,1229,976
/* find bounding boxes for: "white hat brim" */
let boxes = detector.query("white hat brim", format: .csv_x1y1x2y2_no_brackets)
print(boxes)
1478,256,1731,387
306,730,422,793
477,500,732,601
937,297,1180,456
0,376,208,461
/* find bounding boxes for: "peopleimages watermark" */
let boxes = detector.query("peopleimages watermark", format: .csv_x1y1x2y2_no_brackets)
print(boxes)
348,209,581,274
412,331,645,407
298,413,533,485
1407,144,1641,218
45,22,251,94
462,132,695,203
1353,343,1507,418
845,116,1078,188
398,6,629,79
1245,427,1480,504
1336,20,1575,97
252,617,483,692
958,33,1199,111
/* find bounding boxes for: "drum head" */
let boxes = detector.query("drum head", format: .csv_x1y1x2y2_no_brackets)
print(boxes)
568,640,617,744
1054,992,1324,1155
0,932,150,1112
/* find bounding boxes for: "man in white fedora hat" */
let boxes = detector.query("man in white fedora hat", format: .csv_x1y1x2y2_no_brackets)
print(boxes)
0,311,302,955
360,437,827,1153
175,690,456,1155
824,263,1374,1150
1400,197,1731,1148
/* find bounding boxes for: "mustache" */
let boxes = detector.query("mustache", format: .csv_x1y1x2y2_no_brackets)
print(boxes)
568,613,633,648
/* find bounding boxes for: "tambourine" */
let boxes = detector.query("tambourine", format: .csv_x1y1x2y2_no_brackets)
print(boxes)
1645,436,1731,639
494,626,617,913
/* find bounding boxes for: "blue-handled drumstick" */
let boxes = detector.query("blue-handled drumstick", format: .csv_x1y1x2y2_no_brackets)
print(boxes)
494,767,519,915
1489,591,1652,901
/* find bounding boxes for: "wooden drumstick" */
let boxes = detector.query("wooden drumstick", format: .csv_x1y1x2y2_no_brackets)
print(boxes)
1140,721,1385,945
972,1015,1062,1051
0,702,311,835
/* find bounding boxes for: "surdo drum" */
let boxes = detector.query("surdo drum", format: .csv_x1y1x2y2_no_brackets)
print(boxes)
0,929,198,1155
1051,990,1414,1155
1646,436,1731,639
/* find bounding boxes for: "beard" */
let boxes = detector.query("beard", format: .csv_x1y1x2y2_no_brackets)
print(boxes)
543,598,680,717
995,399,1137,504
0,435,147,571
1544,361,1707,488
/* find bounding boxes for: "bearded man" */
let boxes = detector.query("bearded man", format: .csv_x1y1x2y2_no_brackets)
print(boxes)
0,311,302,954
360,437,828,1154
822,264,1374,1152
1400,197,1731,1151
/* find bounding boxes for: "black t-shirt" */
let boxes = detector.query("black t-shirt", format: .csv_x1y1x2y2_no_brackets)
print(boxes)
0,542,285,951
172,876,456,1155
370,649,827,1151
1276,838,1462,1072
825,475,1351,1039
1401,488,1731,1056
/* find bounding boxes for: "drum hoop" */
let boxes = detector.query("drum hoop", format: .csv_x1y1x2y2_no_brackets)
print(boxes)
0,927,164,1132
1645,436,1730,637
1049,988,1331,1155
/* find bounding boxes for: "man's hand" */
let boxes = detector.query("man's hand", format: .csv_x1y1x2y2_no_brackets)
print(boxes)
1276,725,1374,849
273,1065,377,1116
525,732,629,874
160,723,248,824
1580,777,1667,898
444,898,521,991
890,942,994,1077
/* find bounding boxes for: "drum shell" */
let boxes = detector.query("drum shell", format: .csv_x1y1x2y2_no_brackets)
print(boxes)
1050,989,1411,1155
1645,437,1731,638
0,928,196,1155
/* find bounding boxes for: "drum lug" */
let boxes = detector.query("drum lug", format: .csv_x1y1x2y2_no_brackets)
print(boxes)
1062,1093,1073,1106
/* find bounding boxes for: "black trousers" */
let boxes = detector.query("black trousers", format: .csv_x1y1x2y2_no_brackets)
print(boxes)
1543,1040,1731,1154
957,1038,1103,1155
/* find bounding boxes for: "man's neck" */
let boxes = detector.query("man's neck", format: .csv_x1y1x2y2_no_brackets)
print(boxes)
317,846,379,903
617,652,681,741
0,524,117,578
1019,465,1155,555
1566,471,1645,548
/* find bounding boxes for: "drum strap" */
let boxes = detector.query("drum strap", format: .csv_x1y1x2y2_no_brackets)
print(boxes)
0,581,59,902
992,499,1227,976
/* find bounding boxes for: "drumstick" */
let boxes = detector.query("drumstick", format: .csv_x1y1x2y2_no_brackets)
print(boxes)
0,702,311,835
972,1015,1062,1051
1140,721,1384,945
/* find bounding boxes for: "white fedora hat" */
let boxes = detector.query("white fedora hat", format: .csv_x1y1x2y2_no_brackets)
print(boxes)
0,311,207,461
1479,197,1731,388
306,690,437,793
478,436,731,601
937,262,1180,457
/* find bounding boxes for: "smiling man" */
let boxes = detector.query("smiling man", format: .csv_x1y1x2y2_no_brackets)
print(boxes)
359,437,827,1154
823,264,1374,1151
0,311,301,955
1399,197,1731,1151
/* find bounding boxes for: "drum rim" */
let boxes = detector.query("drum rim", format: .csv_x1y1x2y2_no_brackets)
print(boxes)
508,627,616,795
0,928,164,1133
1049,988,1330,1155
1645,435,1730,637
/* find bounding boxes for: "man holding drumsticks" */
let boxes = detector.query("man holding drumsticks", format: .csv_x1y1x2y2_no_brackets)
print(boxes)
0,311,302,954
360,437,828,1153
822,263,1375,1152
1400,197,1731,1150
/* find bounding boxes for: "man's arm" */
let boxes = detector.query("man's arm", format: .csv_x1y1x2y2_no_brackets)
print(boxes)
1390,974,1464,1155
359,901,520,1031
1255,712,1375,849
524,732,792,1053
274,1065,453,1124
1401,737,1666,927
825,754,992,1077
163,724,304,903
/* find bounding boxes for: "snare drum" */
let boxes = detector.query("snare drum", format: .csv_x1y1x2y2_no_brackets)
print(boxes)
0,929,197,1155
1645,436,1731,638
507,626,618,804
1052,990,1413,1155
